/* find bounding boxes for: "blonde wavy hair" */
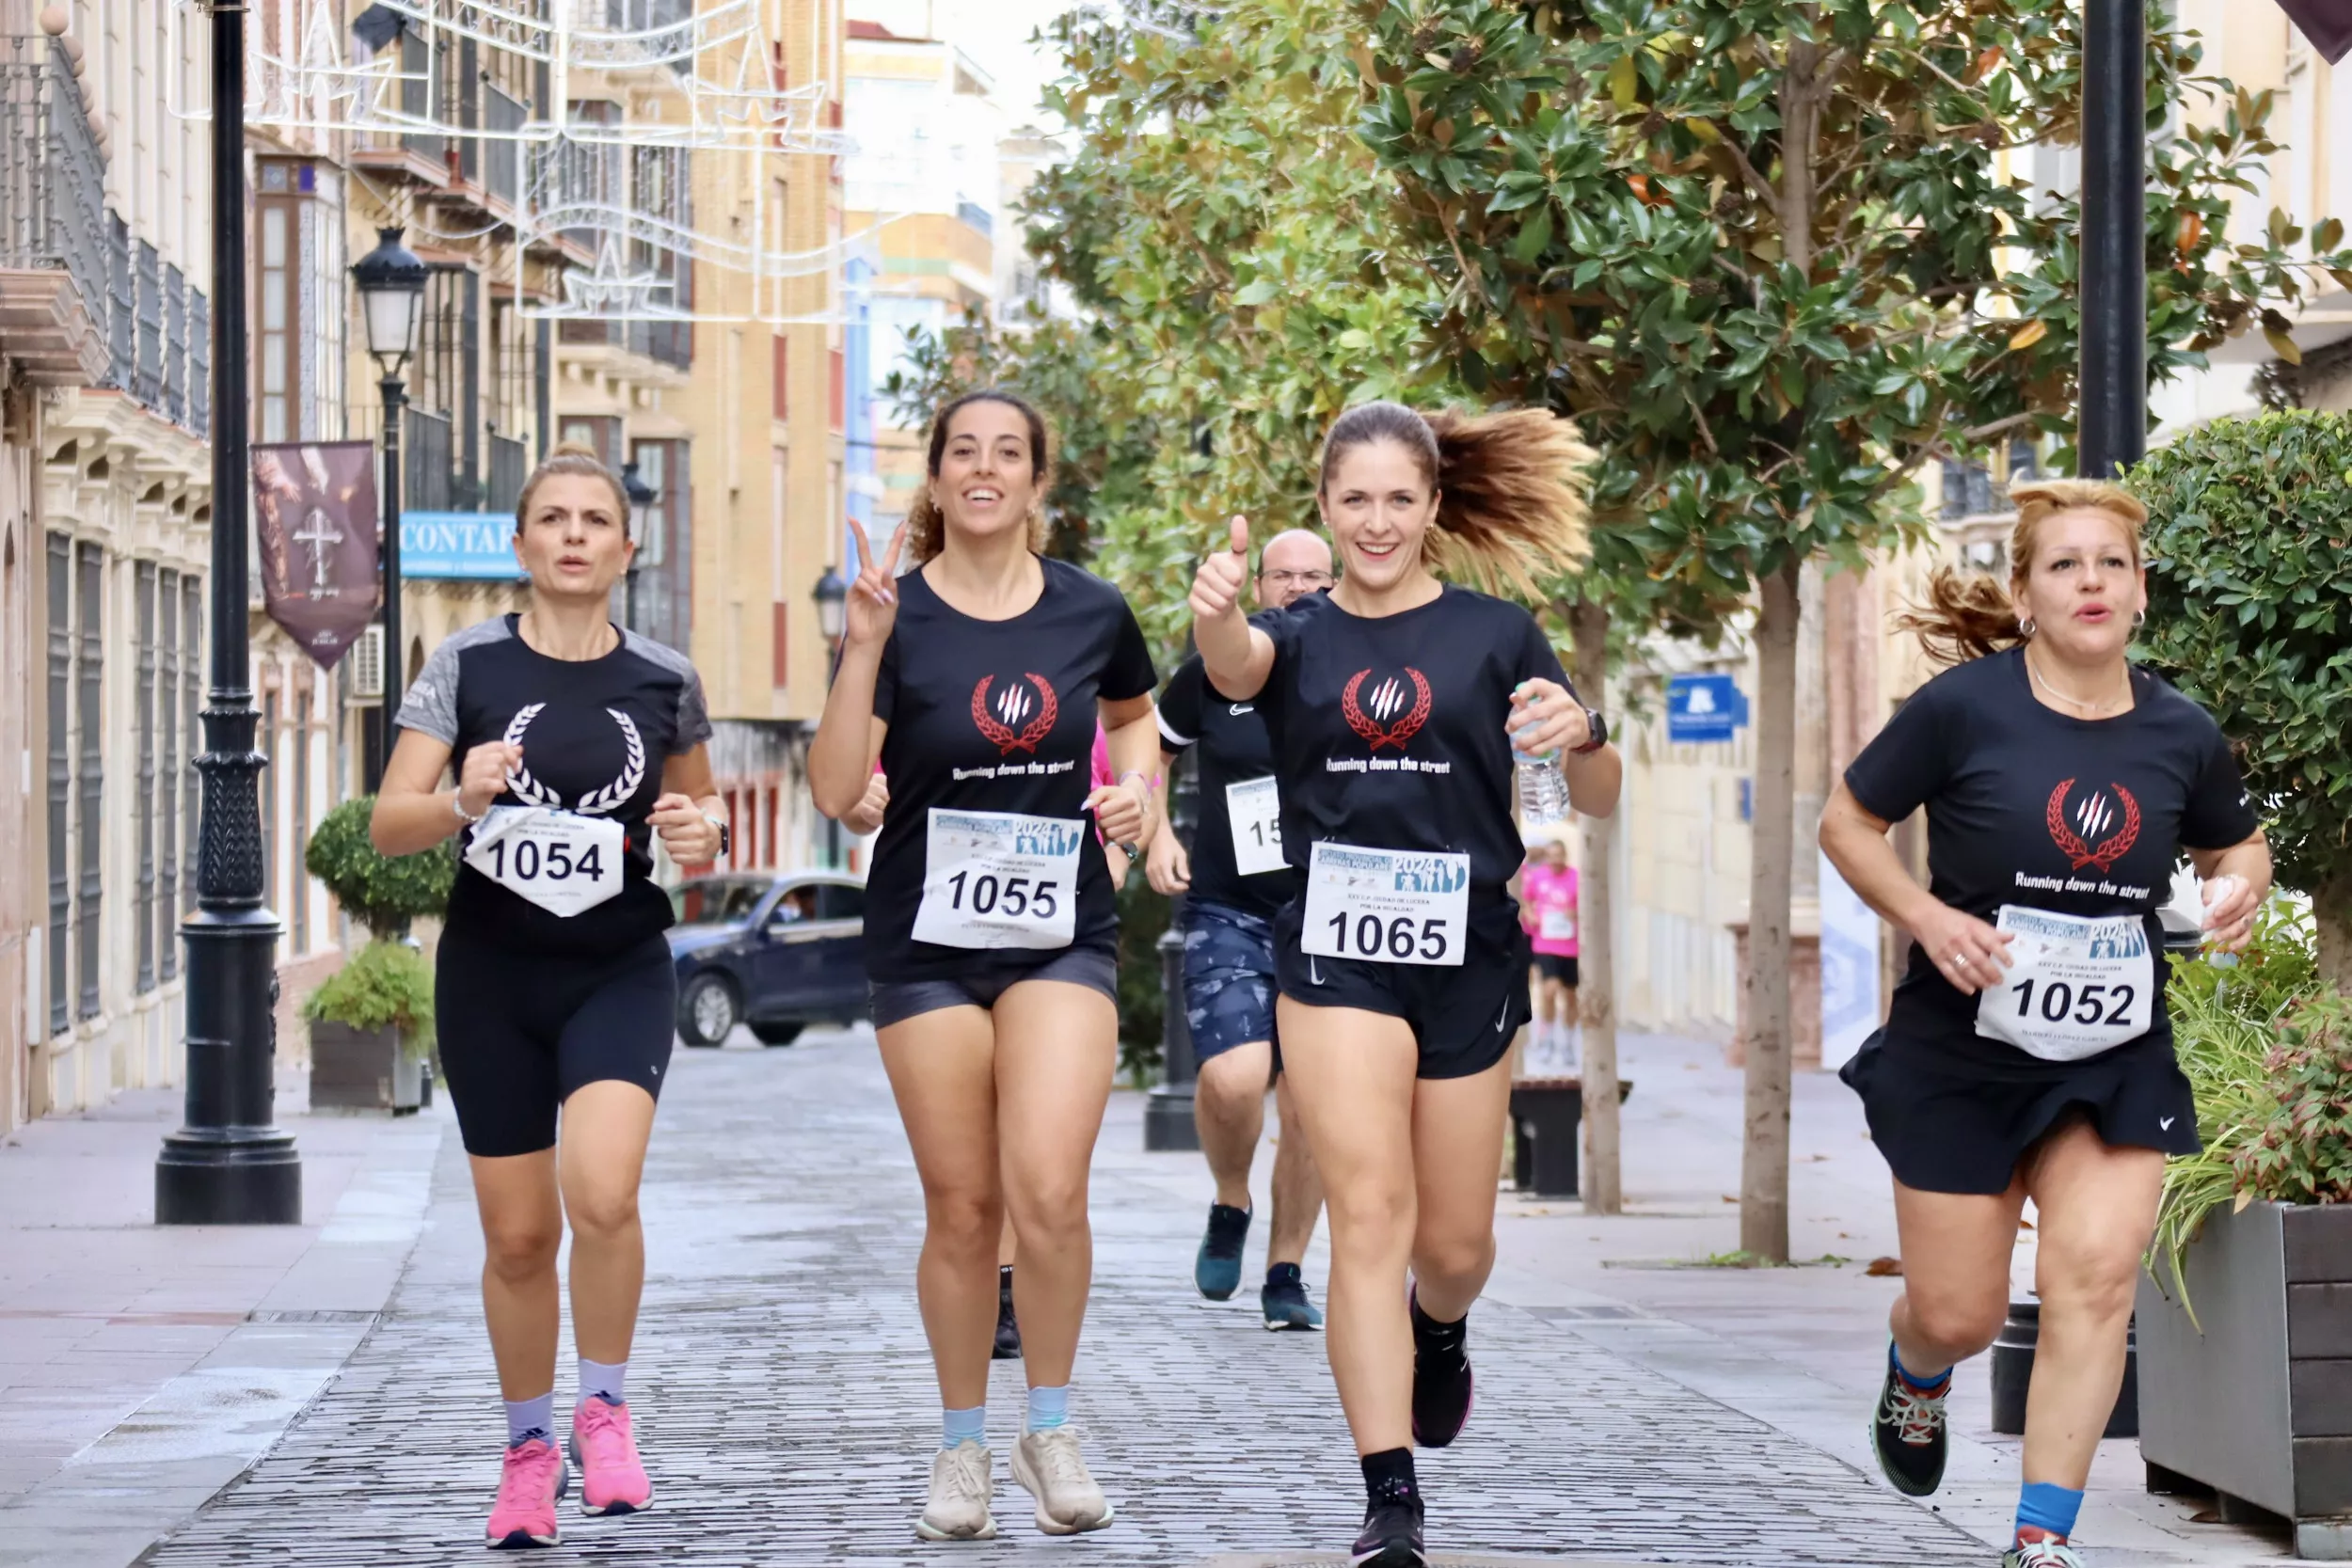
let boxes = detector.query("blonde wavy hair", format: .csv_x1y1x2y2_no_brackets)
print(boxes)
1898,478,2149,664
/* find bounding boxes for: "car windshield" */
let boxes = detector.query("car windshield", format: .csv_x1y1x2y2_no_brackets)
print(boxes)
671,878,771,927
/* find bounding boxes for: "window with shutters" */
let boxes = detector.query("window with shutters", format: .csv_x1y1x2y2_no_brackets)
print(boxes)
256,194,299,444
75,544,102,1020
43,533,67,1035
135,562,156,993
182,576,200,919
158,570,179,979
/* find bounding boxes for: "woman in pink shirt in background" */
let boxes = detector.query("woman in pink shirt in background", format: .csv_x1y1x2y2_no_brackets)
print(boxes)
1518,828,1580,1070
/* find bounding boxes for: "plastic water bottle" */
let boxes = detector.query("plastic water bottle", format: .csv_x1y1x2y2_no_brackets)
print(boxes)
1515,748,1569,829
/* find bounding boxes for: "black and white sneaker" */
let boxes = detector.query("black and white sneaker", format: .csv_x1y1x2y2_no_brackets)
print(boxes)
1870,1344,1949,1497
1351,1495,1426,1567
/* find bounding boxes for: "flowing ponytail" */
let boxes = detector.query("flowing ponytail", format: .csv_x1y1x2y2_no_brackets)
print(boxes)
1317,401,1592,597
1897,478,2150,664
902,388,1053,564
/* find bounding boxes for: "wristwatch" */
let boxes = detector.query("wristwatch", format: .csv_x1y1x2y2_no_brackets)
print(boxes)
1571,706,1610,756
702,811,730,858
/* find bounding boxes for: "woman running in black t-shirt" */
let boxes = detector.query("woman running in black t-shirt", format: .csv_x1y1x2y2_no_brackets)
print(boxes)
1821,480,2268,1568
373,444,726,1548
808,390,1156,1543
1189,402,1620,1567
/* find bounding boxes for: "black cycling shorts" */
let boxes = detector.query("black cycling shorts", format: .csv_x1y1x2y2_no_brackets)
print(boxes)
1273,899,1532,1080
867,943,1120,1032
434,932,675,1158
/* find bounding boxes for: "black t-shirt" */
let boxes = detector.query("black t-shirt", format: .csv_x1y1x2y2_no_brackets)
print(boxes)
1256,586,1570,904
865,556,1157,983
1156,625,1295,922
397,614,712,957
1846,648,2257,1063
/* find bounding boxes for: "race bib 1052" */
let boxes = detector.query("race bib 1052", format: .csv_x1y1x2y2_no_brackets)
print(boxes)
464,806,626,918
1300,842,1470,967
1973,904,2155,1062
913,808,1083,951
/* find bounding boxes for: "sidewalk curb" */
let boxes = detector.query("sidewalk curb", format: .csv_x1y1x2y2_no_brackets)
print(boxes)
0,1109,447,1568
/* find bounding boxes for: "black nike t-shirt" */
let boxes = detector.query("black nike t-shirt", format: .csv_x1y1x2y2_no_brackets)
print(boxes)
1846,648,2257,1064
865,556,1157,984
1255,586,1571,905
1157,626,1295,923
397,615,713,958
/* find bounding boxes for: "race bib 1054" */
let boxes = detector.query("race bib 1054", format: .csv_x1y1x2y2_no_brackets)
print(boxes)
1300,842,1470,967
1973,905,2155,1062
464,806,626,917
913,808,1083,951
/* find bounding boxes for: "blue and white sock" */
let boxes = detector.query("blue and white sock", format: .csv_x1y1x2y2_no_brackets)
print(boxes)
579,1357,627,1407
505,1392,555,1448
2015,1481,2083,1543
1025,1385,1069,1433
942,1405,986,1450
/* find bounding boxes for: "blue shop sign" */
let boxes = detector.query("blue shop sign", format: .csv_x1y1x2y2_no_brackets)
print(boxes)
401,512,523,580
1666,673,1748,744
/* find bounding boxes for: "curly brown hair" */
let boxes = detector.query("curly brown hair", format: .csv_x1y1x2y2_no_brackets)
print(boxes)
1317,401,1593,597
901,389,1053,564
1898,478,2150,664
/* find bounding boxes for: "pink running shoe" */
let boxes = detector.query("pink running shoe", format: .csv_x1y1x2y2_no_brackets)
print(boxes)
569,1397,653,1515
485,1436,567,1549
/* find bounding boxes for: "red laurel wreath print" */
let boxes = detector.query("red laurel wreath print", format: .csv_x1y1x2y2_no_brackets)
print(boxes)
1340,668,1434,752
971,674,1060,756
2045,778,2142,872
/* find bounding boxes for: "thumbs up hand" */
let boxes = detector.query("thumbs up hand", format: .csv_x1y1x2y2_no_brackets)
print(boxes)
1188,515,1251,626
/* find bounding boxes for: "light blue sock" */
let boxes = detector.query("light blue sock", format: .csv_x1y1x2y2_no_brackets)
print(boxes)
578,1357,627,1407
1025,1385,1069,1433
2015,1481,2083,1541
1890,1338,1951,1391
505,1391,554,1448
942,1405,986,1450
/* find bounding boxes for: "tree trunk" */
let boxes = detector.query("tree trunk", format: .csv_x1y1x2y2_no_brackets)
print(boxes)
1740,560,1802,1262
1570,598,1621,1215
2317,870,2352,995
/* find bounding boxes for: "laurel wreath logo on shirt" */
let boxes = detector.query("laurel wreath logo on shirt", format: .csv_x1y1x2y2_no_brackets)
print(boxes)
1340,667,1433,752
499,703,646,816
971,673,1059,756
2045,777,2141,872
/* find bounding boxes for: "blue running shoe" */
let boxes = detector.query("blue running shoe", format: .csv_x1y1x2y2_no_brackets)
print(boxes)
1261,1263,1324,1330
1194,1203,1251,1301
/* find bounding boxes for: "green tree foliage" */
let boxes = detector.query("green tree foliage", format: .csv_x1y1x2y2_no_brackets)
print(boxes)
304,796,454,937
1358,0,2352,1259
2134,410,2352,987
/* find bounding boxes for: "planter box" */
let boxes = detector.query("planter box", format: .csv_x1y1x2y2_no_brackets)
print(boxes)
2137,1199,2352,1558
308,1020,423,1113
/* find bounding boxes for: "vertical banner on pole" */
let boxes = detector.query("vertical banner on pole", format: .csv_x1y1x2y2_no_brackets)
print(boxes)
1820,847,1882,1070
251,440,381,668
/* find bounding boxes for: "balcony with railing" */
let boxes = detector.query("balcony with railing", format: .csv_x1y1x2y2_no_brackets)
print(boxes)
353,30,450,185
0,33,110,384
405,405,457,514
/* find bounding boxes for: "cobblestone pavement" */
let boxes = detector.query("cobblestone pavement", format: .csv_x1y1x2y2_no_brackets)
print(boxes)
138,1029,1994,1568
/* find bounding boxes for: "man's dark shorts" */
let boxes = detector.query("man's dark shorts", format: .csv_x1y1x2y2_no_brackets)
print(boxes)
1181,900,1280,1069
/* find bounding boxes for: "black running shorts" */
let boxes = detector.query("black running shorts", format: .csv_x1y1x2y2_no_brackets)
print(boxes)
434,932,676,1158
1272,899,1532,1079
866,942,1119,1032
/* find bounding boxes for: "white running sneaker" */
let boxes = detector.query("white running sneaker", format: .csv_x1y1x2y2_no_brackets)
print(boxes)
914,1439,997,1541
1009,1428,1115,1535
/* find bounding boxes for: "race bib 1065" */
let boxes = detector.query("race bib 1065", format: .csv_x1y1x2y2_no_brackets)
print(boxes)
1300,842,1470,967
1973,905,2155,1062
464,806,626,917
1225,776,1285,877
914,808,1083,951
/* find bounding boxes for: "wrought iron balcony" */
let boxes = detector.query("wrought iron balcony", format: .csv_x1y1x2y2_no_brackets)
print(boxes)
0,35,110,385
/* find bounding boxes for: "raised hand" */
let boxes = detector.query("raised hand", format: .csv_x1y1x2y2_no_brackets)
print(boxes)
457,739,523,818
1188,515,1250,626
845,516,905,649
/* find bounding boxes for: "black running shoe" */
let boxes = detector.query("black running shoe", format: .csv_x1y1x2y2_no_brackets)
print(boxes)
1408,1291,1473,1448
1351,1495,1426,1568
1870,1346,1948,1497
993,1267,1022,1361
1195,1203,1251,1301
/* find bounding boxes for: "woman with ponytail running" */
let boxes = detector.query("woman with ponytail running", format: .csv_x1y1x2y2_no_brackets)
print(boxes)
1187,402,1620,1566
809,389,1157,1544
373,444,725,1548
1821,480,2268,1568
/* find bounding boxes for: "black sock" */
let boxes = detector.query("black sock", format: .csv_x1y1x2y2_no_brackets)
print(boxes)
1411,1297,1468,1363
1266,1261,1302,1287
1360,1447,1418,1508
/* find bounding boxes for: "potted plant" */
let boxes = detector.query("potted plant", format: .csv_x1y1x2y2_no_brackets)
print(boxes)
301,796,454,1113
2136,906,2352,1558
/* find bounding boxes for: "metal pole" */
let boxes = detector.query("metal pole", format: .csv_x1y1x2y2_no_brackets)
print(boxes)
158,0,301,1225
2079,0,2148,480
1143,749,1200,1151
377,373,405,784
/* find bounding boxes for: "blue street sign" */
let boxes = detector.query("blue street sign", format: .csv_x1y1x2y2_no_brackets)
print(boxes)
1666,673,1748,744
400,512,524,580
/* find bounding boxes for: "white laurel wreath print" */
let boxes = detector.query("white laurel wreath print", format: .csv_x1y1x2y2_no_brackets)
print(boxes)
497,703,644,815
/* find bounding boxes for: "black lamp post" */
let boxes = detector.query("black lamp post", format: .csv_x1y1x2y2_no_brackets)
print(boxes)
620,460,656,633
157,0,301,1224
2077,0,2147,482
813,564,849,866
351,227,428,789
1144,751,1202,1151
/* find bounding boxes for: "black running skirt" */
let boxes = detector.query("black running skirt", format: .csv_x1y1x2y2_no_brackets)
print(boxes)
1839,1028,2200,1196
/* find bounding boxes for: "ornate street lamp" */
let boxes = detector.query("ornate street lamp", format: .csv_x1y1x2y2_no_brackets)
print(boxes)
812,563,849,646
351,227,428,788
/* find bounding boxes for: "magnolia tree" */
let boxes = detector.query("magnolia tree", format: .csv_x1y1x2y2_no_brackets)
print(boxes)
1358,0,2352,1259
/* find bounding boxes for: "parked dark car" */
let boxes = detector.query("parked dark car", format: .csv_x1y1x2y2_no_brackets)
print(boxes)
667,871,866,1047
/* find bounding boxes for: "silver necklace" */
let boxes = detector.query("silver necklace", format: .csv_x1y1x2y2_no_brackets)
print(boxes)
2026,650,2131,716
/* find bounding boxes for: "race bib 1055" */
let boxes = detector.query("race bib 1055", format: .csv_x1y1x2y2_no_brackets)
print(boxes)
914,808,1083,951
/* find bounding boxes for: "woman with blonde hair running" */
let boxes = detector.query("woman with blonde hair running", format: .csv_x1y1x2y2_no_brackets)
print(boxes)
1188,401,1621,1566
1822,479,2268,1568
